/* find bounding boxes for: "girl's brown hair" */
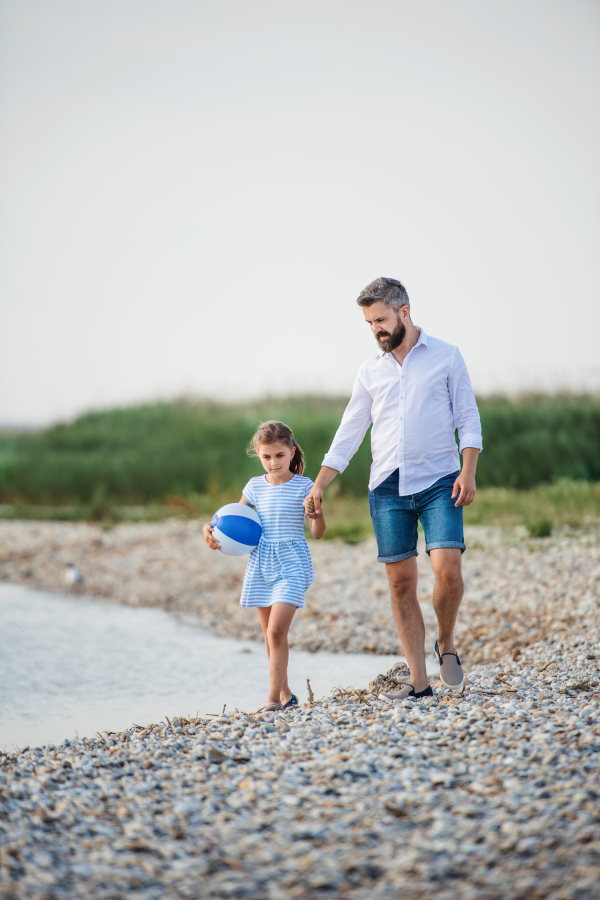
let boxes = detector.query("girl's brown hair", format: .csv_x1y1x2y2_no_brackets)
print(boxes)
248,420,305,476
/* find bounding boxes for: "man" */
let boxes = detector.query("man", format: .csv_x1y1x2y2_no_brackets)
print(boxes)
305,277,482,699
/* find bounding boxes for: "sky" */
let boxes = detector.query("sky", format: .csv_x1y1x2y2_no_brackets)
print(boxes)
0,0,599,426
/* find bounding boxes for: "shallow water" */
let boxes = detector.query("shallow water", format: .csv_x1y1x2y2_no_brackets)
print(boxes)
0,582,418,749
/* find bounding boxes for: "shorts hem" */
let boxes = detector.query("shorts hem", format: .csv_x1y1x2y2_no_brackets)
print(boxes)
425,541,465,555
377,549,418,563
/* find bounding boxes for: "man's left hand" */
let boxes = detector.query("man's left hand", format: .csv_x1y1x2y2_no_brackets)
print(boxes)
452,471,476,507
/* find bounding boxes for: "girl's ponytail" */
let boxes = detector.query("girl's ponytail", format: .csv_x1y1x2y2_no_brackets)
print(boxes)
248,420,305,476
289,438,305,476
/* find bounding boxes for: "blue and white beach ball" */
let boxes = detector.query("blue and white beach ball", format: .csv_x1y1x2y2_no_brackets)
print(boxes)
211,503,262,556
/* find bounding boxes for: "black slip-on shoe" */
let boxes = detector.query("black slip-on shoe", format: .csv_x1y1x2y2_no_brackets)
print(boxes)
381,684,434,701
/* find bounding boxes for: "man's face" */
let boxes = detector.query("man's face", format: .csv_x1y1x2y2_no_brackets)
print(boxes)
363,301,408,353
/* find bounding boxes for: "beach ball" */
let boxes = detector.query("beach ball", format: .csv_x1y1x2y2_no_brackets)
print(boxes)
211,503,262,556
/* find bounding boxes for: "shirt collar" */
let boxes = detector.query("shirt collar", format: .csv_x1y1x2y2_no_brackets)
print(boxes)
377,326,428,358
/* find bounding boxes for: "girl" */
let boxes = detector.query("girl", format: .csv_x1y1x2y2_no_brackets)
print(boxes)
203,421,326,712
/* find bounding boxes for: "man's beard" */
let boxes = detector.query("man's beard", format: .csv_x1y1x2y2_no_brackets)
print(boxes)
375,317,406,353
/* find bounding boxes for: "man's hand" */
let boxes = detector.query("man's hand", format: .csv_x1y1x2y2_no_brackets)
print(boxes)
304,487,324,518
452,471,476,507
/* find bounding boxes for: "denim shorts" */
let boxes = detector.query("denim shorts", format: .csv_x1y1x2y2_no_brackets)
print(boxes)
368,470,465,563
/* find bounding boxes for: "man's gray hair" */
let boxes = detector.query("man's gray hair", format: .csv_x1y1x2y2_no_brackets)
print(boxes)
356,277,410,311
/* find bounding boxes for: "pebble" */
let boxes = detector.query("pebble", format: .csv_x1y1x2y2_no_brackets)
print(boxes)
0,521,599,897
1,636,599,899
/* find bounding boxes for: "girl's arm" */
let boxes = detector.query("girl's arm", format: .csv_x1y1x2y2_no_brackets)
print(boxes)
306,504,326,540
203,496,253,549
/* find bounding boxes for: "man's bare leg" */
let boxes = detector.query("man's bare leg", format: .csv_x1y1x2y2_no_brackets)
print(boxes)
429,548,463,655
386,556,429,693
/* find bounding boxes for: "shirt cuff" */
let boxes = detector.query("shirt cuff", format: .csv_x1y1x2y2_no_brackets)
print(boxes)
458,434,483,453
321,453,349,474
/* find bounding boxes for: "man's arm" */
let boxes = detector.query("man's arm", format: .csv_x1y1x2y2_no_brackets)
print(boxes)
305,466,339,518
452,447,479,507
448,348,483,508
304,372,373,518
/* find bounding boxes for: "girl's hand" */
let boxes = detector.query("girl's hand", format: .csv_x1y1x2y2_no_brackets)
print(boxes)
203,523,221,550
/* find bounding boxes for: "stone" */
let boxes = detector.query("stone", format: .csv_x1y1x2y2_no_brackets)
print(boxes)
207,746,227,764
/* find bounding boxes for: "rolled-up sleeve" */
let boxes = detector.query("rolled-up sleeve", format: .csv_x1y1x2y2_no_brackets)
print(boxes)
449,349,483,453
322,373,373,473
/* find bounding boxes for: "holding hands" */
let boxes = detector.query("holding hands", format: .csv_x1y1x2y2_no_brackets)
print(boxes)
303,487,324,519
302,486,327,539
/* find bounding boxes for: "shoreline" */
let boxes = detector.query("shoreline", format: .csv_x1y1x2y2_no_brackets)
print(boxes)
0,579,411,750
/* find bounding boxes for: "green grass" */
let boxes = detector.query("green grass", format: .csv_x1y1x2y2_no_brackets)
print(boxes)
0,397,371,504
2,478,598,543
320,479,600,541
463,477,600,534
311,478,600,542
1,393,599,508
476,394,600,488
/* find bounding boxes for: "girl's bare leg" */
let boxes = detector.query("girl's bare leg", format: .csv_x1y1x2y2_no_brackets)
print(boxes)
257,603,297,705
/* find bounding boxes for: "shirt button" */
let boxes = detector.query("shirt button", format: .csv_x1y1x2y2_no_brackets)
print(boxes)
399,438,403,442
399,417,403,420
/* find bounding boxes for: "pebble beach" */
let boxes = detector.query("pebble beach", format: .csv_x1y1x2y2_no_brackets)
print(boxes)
1,519,599,663
1,520,599,898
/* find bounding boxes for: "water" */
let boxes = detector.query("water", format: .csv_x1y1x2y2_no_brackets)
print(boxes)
0,582,414,750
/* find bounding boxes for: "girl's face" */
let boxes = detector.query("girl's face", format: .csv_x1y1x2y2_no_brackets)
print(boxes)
257,441,295,477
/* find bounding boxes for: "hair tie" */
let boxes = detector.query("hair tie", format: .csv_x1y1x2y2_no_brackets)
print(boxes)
292,438,296,444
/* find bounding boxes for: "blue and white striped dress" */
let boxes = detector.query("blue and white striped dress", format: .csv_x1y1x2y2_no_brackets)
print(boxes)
240,474,316,608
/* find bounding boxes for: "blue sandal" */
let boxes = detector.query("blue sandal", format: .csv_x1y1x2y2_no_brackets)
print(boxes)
282,693,298,709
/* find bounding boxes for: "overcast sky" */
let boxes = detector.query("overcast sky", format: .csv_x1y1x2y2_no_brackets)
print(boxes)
1,0,599,425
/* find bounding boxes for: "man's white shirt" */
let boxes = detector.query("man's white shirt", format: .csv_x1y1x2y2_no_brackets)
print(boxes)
322,328,483,495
